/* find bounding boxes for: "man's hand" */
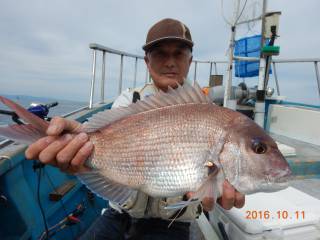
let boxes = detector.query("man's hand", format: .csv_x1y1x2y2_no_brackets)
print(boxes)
217,180,245,210
25,117,93,174
186,180,245,212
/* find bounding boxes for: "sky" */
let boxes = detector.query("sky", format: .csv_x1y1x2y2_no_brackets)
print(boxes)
0,0,319,105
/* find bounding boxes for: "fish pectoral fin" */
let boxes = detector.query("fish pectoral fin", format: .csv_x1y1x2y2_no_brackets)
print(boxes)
77,170,136,205
178,167,220,210
164,172,219,210
164,175,222,212
164,198,201,210
165,169,221,211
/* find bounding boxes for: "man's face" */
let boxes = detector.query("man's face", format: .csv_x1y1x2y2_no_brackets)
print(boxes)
144,41,192,91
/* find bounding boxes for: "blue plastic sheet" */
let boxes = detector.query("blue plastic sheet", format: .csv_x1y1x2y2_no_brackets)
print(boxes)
234,35,271,78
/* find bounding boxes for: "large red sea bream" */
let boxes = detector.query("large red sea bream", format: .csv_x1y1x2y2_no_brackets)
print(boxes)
0,84,291,208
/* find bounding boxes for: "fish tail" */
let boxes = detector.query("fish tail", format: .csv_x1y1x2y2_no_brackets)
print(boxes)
0,96,49,143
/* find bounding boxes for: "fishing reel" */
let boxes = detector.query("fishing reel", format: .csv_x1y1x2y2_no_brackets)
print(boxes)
27,102,58,120
0,101,58,124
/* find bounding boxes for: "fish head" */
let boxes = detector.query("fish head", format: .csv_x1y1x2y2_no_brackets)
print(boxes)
219,115,292,194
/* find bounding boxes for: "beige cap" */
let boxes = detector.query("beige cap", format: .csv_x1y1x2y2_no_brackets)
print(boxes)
143,18,193,51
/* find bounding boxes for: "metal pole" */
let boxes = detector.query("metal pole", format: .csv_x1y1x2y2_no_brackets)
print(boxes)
193,61,198,85
100,51,106,103
209,62,213,79
118,55,124,95
257,0,268,91
272,62,280,95
233,56,260,62
254,0,268,128
89,50,97,109
223,0,240,109
314,61,320,99
214,62,217,74
223,26,236,107
260,0,267,58
264,56,272,89
134,57,138,88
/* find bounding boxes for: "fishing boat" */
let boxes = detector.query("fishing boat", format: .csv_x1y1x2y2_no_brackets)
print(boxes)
1,0,319,239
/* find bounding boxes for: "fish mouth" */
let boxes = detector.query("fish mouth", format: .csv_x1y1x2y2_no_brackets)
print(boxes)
262,167,292,191
259,181,289,192
266,167,292,182
233,167,292,194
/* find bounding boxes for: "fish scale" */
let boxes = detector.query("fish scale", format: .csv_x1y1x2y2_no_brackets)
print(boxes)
88,103,225,197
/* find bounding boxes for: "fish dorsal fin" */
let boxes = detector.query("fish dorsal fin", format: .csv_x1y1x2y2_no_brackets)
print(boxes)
82,107,136,132
77,170,136,205
82,83,211,133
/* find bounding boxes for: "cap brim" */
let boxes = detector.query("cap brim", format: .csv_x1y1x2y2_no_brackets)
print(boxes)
142,37,194,51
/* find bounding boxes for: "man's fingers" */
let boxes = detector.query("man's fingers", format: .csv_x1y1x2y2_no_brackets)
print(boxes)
202,197,215,212
38,134,73,165
26,132,92,174
69,141,94,173
218,181,235,210
185,192,194,199
186,192,215,212
234,190,245,208
46,117,81,135
56,133,90,171
25,136,56,160
46,117,66,135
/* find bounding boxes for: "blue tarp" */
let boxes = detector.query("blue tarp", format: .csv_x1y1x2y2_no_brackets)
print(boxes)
234,35,271,78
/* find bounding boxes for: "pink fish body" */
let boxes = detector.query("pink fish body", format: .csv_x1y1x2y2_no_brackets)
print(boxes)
0,84,292,207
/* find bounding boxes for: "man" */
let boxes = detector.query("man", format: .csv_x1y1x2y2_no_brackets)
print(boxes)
25,18,245,239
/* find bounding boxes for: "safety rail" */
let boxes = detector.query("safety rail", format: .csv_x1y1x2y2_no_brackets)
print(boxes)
88,43,228,108
190,59,228,86
89,43,146,108
88,43,320,108
272,58,320,97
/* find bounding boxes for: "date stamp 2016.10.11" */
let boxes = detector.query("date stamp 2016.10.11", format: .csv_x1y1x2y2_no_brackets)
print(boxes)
245,210,305,220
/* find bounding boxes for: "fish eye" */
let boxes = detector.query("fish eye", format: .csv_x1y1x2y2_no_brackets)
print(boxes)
252,140,267,154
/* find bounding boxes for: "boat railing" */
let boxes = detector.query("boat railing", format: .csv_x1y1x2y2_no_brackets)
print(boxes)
88,43,320,108
88,43,228,108
271,58,320,97
88,43,145,108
